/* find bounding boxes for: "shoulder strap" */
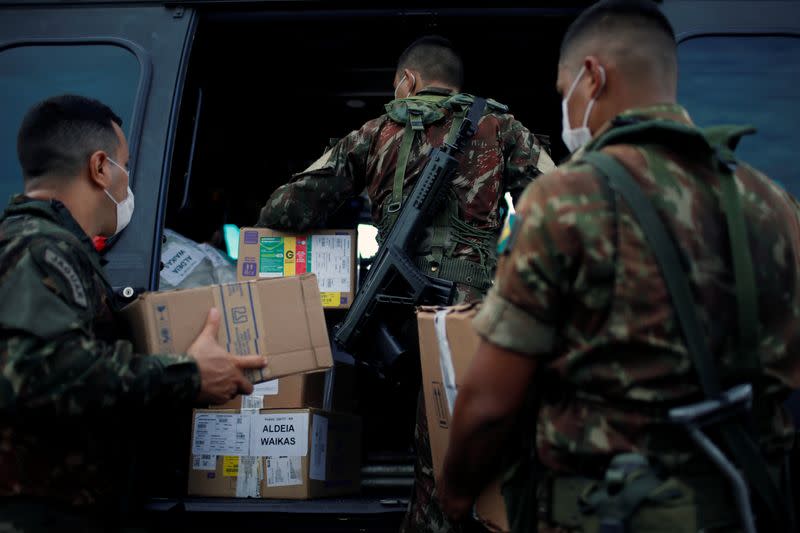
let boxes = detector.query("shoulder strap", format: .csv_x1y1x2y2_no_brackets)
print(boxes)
719,164,760,375
580,150,789,531
387,122,419,217
384,99,476,230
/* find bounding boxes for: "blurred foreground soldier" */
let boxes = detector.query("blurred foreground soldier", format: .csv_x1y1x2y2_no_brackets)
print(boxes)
257,36,554,533
438,1,798,532
0,95,267,531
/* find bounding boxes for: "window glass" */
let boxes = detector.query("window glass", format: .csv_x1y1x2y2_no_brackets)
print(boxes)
678,36,800,195
0,44,139,203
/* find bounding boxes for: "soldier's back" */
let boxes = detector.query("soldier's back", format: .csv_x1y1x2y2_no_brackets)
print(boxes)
496,104,800,474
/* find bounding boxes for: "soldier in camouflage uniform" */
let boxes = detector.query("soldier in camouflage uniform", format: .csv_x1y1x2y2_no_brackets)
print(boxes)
0,95,266,531
438,1,799,532
257,36,554,533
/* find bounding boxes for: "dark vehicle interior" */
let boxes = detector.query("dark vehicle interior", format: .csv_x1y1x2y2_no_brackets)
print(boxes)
160,7,576,518
165,8,574,243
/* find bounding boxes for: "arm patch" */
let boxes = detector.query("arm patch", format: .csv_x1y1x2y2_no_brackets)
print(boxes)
43,248,88,308
497,213,522,255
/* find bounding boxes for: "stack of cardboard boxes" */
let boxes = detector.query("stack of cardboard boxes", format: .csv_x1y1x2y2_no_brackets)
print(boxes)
186,407,362,499
124,228,362,500
123,226,516,512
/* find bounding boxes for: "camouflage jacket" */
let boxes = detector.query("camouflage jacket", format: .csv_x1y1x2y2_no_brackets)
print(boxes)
257,89,554,300
474,104,800,476
0,196,200,506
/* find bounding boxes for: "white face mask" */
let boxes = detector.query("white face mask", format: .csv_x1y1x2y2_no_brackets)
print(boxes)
394,72,416,100
105,157,135,235
561,64,606,153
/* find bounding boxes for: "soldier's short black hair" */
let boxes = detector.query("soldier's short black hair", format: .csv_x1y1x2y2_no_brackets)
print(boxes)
560,0,676,74
397,35,464,89
17,94,123,181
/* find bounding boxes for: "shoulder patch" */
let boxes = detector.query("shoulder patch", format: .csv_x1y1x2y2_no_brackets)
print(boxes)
43,248,88,308
497,213,522,255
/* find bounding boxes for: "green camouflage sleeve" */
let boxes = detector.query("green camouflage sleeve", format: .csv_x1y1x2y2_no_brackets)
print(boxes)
499,115,556,202
257,119,379,231
473,163,597,357
0,238,200,416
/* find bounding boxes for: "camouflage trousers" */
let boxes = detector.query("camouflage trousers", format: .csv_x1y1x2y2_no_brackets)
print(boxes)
399,391,487,533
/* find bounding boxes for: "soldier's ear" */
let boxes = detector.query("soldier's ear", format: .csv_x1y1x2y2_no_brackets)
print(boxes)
88,150,112,191
583,56,606,99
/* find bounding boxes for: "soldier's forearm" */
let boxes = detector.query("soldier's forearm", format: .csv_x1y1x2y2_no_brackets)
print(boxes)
6,337,200,417
440,340,537,503
256,182,330,231
440,384,515,500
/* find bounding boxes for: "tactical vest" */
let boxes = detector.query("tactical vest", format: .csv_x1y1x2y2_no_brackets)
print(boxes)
378,93,509,292
502,119,795,533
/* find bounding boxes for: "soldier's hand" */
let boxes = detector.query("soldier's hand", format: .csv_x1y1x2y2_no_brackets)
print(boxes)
189,308,268,404
436,476,473,523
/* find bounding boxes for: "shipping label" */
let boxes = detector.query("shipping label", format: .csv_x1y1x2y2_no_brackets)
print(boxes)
266,456,302,487
249,412,309,457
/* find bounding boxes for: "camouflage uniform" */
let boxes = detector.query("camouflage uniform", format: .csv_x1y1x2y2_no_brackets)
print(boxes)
0,196,201,528
474,104,800,532
257,88,554,533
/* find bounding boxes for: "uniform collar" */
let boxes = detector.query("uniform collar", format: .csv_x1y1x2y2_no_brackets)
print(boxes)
3,194,107,265
572,103,694,160
596,103,693,138
416,86,456,97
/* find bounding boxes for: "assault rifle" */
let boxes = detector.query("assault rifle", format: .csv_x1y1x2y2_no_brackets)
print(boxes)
334,97,487,371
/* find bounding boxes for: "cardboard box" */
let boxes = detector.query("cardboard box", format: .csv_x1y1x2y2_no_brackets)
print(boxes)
218,362,356,412
217,374,325,410
188,408,362,499
123,275,333,384
237,228,357,309
417,304,509,533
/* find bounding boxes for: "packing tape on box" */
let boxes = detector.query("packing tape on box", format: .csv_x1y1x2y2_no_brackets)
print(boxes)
434,309,458,415
235,456,263,497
